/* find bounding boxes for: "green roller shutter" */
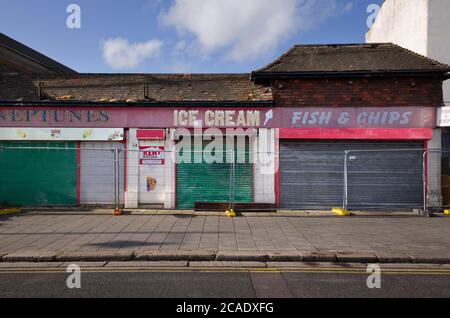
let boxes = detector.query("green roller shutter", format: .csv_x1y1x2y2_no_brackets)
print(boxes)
0,142,77,206
176,138,253,209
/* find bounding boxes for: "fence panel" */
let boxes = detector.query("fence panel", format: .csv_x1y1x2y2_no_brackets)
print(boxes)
80,143,124,206
0,144,438,212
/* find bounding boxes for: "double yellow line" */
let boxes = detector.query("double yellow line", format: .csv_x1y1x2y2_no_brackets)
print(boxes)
1,266,450,275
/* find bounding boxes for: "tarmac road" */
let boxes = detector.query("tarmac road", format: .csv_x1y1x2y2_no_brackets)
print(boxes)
0,265,449,298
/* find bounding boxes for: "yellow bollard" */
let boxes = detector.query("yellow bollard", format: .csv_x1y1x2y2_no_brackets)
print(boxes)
226,209,236,218
332,208,351,217
0,208,21,216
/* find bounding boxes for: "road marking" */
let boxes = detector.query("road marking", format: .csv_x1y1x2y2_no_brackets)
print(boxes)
1,267,450,275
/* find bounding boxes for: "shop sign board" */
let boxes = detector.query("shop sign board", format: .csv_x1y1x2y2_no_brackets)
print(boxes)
0,106,437,129
0,128,123,141
437,107,450,127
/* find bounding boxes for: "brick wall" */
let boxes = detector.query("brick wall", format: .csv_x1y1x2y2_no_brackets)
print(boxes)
271,76,444,107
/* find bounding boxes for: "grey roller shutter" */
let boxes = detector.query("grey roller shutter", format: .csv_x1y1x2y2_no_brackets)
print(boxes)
80,142,124,205
279,141,344,209
279,141,424,210
346,143,424,210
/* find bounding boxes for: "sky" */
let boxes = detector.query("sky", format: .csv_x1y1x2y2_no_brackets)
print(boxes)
0,0,384,74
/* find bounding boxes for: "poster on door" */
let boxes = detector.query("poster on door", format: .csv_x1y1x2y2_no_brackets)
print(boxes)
139,146,165,165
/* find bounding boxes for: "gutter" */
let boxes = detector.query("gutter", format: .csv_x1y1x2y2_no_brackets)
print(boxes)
251,70,450,81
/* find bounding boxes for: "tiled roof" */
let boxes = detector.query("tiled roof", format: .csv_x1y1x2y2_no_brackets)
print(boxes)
0,73,272,103
253,43,450,78
0,33,76,74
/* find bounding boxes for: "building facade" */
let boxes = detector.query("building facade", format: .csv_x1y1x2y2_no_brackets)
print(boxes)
1,35,449,211
366,0,450,207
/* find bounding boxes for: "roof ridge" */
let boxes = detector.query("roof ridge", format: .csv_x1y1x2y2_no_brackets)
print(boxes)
252,46,296,74
292,43,389,48
56,73,251,77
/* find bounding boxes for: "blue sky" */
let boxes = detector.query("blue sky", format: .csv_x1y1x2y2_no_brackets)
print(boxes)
0,0,384,73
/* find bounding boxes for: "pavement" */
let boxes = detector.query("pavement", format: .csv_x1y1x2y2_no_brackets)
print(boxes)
1,210,450,265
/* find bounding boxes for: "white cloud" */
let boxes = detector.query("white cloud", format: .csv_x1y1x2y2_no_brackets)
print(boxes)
160,0,349,61
101,37,163,70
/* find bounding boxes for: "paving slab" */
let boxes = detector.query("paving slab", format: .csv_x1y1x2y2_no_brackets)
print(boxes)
189,261,267,268
216,251,271,262
268,252,302,262
106,261,189,268
376,253,412,264
0,252,9,261
0,262,63,269
2,251,58,262
134,250,216,261
409,255,450,264
55,251,133,262
301,251,337,262
336,252,379,264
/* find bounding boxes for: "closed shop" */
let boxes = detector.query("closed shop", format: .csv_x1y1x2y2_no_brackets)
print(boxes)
176,137,253,209
279,141,424,210
80,141,125,205
138,140,165,207
0,141,77,206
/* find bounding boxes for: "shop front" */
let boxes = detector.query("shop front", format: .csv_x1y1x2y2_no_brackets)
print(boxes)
0,104,438,211
0,126,124,206
276,107,436,211
124,107,275,209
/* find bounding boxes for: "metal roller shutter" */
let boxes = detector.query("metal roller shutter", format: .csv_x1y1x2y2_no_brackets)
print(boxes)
279,141,424,210
176,138,253,209
346,143,424,210
80,142,124,205
0,142,77,206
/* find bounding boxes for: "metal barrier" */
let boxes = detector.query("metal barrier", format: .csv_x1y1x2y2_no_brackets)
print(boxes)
423,149,450,212
1,143,448,213
0,144,125,210
343,148,426,212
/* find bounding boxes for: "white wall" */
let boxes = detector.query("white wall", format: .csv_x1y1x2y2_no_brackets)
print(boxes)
428,0,450,105
254,128,276,204
366,0,449,208
366,0,429,56
125,128,139,208
366,0,450,106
